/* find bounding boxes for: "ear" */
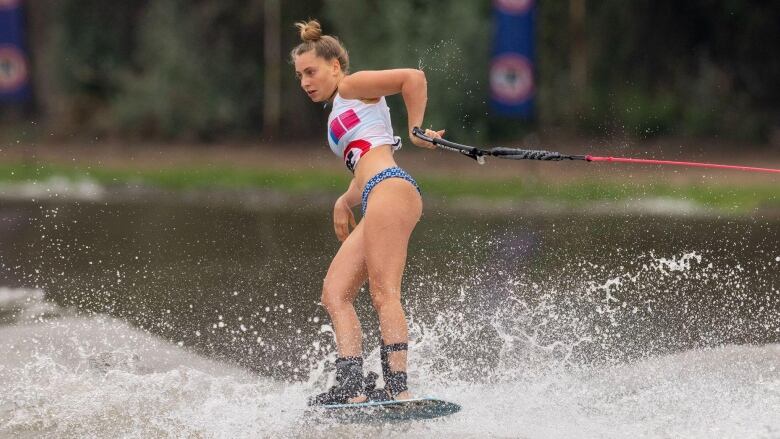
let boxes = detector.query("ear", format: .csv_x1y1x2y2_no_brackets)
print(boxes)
331,58,341,75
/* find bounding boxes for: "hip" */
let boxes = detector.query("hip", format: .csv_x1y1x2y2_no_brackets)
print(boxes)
360,166,421,216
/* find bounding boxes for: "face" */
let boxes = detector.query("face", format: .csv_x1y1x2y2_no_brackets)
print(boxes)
294,51,341,103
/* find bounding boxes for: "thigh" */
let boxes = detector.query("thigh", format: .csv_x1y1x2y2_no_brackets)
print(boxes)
363,180,422,291
323,221,368,303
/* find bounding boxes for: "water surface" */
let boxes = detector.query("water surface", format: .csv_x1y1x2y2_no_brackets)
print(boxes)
1,196,778,438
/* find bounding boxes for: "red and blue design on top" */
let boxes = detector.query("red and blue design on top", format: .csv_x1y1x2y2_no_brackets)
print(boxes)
329,108,360,145
329,108,371,172
327,95,400,172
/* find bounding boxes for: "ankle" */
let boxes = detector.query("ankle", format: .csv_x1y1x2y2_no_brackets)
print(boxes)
335,356,364,390
335,356,363,366
384,370,408,397
380,342,408,375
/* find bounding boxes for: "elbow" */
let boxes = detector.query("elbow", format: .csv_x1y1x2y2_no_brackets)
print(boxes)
413,69,426,87
403,69,426,95
401,69,427,98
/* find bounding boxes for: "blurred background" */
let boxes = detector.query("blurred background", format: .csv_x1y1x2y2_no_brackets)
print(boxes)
1,0,779,146
1,2,780,437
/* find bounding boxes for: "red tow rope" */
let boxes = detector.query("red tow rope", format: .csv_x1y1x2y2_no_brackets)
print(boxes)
585,156,780,174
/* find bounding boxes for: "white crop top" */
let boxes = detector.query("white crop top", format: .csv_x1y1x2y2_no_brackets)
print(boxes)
327,94,401,172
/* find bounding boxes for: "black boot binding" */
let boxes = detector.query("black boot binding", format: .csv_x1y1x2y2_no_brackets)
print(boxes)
364,342,409,402
308,356,365,406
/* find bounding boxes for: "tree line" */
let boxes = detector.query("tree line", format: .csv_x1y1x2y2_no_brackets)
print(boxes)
8,0,779,144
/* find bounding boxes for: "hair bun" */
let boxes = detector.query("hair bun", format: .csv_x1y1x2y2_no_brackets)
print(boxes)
295,19,322,42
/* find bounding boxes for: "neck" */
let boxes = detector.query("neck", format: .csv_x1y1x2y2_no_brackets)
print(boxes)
327,73,346,103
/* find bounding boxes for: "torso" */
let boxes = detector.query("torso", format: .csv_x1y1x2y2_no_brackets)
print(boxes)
352,145,398,191
327,93,402,183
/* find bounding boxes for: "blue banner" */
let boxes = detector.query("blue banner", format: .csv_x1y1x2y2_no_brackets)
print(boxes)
0,0,31,103
490,0,536,118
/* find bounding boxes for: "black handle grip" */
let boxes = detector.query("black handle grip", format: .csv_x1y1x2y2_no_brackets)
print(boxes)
412,127,433,142
489,147,564,161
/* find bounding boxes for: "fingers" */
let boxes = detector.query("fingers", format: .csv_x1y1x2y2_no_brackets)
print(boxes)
424,128,443,139
337,223,350,242
414,128,445,149
334,211,356,242
333,209,346,241
423,128,445,141
334,221,346,242
349,210,357,229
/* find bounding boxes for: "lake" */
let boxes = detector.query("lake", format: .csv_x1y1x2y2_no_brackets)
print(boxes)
1,194,778,437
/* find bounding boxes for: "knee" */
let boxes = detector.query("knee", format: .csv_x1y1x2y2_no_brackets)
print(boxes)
370,289,400,313
320,289,339,314
321,281,348,314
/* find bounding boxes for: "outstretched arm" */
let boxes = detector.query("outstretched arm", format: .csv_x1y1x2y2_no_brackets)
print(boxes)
338,69,443,148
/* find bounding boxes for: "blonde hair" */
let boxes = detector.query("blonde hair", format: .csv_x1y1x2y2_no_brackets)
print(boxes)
290,19,350,73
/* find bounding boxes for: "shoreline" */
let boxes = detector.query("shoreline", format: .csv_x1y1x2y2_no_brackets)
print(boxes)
1,140,778,217
1,173,777,219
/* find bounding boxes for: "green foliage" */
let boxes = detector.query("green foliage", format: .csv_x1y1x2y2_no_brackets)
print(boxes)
110,0,252,139
43,0,144,128
46,0,142,95
111,0,262,140
44,0,266,140
574,0,779,141
322,0,491,141
36,0,780,142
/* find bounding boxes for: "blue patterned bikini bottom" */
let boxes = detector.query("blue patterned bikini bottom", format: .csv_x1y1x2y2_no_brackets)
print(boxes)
361,166,421,216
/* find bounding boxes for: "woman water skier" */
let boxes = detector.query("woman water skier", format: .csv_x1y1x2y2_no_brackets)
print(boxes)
291,19,444,405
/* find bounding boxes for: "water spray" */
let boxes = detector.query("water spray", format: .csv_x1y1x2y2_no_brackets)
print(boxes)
412,127,780,174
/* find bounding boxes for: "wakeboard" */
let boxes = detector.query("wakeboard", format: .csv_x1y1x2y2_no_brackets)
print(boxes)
311,397,460,423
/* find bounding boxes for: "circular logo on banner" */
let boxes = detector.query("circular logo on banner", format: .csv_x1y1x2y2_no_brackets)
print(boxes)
494,0,534,15
0,45,29,92
0,0,21,10
490,53,534,105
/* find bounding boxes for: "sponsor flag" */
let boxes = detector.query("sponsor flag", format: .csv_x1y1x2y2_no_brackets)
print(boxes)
0,0,31,103
490,0,536,118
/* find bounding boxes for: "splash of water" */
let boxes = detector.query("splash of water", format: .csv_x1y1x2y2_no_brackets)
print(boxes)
2,247,779,438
